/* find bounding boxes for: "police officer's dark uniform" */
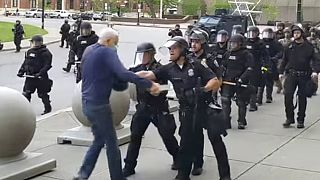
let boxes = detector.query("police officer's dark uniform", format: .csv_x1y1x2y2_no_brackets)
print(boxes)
12,20,24,52
245,26,270,110
168,24,183,38
307,27,320,94
62,23,80,73
221,34,254,129
60,19,71,48
280,25,320,128
17,35,53,115
214,30,229,65
69,22,98,83
275,22,285,40
259,28,284,103
122,43,179,177
187,29,231,179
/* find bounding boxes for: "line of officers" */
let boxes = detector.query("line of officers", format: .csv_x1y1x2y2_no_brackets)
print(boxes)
16,21,320,180
122,23,320,180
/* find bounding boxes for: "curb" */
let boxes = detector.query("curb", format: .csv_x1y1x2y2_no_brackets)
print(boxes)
1,39,60,52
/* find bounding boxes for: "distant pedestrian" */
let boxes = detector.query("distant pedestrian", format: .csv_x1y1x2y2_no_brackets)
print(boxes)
12,20,25,52
73,28,160,180
60,19,71,48
168,24,183,38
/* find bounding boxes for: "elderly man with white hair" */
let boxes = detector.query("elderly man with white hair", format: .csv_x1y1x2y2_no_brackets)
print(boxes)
73,28,161,180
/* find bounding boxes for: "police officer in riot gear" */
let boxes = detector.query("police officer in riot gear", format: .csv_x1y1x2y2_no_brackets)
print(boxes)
280,25,320,128
63,22,98,82
246,26,270,110
60,19,71,48
275,22,285,40
62,23,80,73
221,34,255,129
122,42,180,177
17,35,53,115
259,28,284,103
214,30,229,65
307,27,320,94
135,36,223,180
187,29,231,179
12,20,25,52
231,25,245,36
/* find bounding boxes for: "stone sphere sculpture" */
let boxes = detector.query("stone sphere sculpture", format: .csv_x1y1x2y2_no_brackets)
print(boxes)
0,87,36,158
71,82,130,128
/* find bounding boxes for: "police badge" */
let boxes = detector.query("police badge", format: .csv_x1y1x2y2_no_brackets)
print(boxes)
188,69,194,77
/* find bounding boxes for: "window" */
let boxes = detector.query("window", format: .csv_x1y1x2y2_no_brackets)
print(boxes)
31,0,36,8
12,0,18,7
70,0,74,9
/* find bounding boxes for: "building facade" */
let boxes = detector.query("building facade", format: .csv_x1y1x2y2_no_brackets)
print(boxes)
0,0,92,11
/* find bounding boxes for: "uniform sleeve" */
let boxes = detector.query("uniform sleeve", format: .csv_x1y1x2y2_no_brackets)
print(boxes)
152,64,170,81
311,47,320,73
206,57,222,78
195,61,216,82
39,50,53,76
240,51,254,82
106,50,152,89
261,42,271,68
279,46,289,74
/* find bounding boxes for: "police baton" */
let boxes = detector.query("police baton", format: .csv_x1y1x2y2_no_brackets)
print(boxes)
222,81,248,88
23,75,41,79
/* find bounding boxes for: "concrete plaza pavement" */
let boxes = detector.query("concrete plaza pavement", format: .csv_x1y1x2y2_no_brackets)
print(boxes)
25,88,320,180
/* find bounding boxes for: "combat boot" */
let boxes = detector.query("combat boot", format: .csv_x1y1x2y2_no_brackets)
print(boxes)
266,97,272,103
283,119,294,128
256,87,263,105
41,95,52,115
238,122,246,130
191,167,203,176
62,63,72,73
275,80,283,94
42,104,52,115
122,167,135,177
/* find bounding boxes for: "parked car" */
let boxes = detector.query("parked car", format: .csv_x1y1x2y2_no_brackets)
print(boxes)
25,8,48,18
49,10,73,18
93,12,111,21
72,12,93,20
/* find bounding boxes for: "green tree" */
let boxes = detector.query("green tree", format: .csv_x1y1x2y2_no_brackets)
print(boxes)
141,0,179,18
181,0,203,15
262,3,279,21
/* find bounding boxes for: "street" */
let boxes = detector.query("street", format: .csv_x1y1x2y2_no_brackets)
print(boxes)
0,17,173,116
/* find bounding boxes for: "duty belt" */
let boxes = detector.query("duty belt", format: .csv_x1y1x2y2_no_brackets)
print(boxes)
288,69,309,77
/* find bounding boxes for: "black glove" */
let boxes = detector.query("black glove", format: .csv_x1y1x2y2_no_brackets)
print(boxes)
236,79,243,88
17,73,24,78
34,73,41,78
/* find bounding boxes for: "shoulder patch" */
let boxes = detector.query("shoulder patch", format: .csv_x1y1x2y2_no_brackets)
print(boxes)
201,58,209,68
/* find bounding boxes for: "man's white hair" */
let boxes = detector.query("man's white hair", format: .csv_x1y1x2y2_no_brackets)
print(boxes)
98,28,119,43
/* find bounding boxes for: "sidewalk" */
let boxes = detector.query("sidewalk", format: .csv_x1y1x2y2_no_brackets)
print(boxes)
25,89,320,180
1,28,61,51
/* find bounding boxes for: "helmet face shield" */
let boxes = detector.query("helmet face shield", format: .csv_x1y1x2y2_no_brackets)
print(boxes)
134,52,144,65
80,28,91,36
216,34,227,43
262,31,273,39
247,31,257,39
229,41,240,51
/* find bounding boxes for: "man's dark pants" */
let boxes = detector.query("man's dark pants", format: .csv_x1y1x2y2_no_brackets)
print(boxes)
78,101,125,180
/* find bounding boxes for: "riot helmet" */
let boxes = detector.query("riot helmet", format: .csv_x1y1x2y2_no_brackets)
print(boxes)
134,42,156,65
291,24,304,40
16,20,21,25
216,30,228,43
30,35,43,48
231,25,244,36
189,28,209,44
64,19,68,24
159,36,189,62
80,22,92,36
262,28,274,39
277,22,285,31
247,26,260,39
71,23,78,31
229,34,245,51
309,27,317,38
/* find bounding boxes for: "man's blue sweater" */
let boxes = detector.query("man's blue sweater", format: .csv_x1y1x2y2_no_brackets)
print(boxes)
81,43,152,105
